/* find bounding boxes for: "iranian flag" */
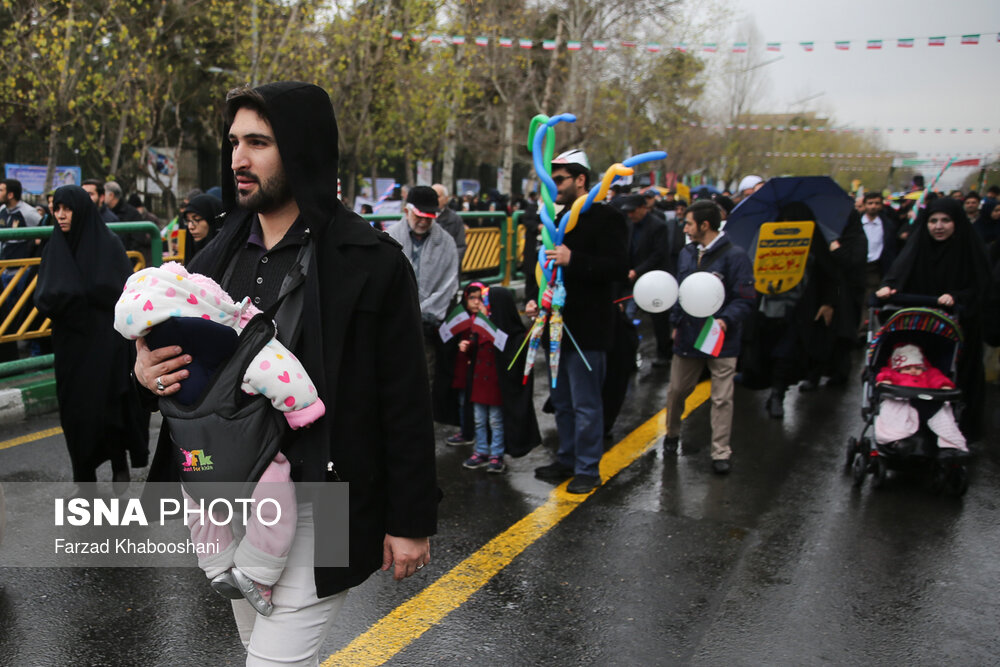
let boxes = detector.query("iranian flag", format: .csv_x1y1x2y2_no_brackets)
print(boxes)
438,305,471,343
499,37,514,48
475,36,489,47
674,42,688,52
800,41,814,52
732,42,748,53
593,40,607,51
702,42,717,52
519,38,533,49
543,40,557,50
695,318,725,357
867,40,882,50
451,35,466,45
929,36,946,46
567,40,582,51
621,40,638,48
961,34,980,45
390,31,403,40
835,41,850,50
766,42,781,52
897,38,914,48
471,315,508,351
646,42,661,52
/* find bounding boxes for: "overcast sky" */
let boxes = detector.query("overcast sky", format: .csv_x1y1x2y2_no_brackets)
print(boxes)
693,0,999,188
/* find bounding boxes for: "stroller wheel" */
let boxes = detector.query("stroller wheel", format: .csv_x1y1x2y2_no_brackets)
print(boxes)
946,466,969,497
871,457,888,489
851,453,867,487
844,437,858,472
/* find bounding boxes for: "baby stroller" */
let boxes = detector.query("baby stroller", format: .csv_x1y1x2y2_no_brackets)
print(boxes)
845,295,969,495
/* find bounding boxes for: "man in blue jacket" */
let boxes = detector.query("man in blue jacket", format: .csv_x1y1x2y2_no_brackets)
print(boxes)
663,200,755,474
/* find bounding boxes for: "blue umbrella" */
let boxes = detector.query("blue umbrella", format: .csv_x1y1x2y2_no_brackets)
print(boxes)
724,176,854,251
690,184,721,196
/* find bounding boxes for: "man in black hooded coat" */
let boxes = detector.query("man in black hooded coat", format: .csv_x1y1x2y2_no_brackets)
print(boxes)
134,82,438,660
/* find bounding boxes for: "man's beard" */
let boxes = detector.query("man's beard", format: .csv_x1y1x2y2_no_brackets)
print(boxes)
235,170,293,213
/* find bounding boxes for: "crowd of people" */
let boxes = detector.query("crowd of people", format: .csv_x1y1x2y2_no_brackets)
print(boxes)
0,78,998,662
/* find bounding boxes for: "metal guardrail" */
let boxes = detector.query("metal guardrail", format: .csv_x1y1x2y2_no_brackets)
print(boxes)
362,210,525,286
0,223,161,352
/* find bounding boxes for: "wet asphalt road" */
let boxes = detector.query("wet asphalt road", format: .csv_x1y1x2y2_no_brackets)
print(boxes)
1,325,998,666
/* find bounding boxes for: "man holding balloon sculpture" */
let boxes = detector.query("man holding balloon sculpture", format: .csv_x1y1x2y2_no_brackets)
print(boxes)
529,149,629,494
663,200,755,475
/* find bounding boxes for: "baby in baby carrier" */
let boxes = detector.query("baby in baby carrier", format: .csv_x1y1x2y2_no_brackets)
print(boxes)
874,343,967,454
115,262,326,617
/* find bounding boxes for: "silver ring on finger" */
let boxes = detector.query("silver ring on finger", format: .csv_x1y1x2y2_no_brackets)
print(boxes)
416,563,425,570
155,377,166,392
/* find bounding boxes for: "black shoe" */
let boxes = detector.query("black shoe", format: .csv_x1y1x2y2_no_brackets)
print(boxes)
534,462,574,482
712,459,731,475
566,474,601,494
766,391,785,419
662,435,679,455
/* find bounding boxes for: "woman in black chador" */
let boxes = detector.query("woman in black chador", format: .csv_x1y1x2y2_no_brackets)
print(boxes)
878,197,991,441
35,185,148,488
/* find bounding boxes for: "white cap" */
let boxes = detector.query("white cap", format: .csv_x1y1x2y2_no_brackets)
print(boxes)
890,344,926,371
738,175,763,193
552,149,590,171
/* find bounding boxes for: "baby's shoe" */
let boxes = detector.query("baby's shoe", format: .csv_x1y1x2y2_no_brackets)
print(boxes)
231,567,274,616
210,569,243,600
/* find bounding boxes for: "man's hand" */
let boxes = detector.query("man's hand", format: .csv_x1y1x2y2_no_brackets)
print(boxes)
545,244,572,267
875,286,895,299
718,319,727,332
815,304,834,327
524,300,539,317
628,269,637,282
829,240,841,252
938,293,955,307
135,338,190,395
382,535,430,581
458,340,471,353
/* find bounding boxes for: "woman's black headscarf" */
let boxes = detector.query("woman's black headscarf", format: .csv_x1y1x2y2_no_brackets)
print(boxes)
35,185,131,316
882,197,991,311
181,193,224,262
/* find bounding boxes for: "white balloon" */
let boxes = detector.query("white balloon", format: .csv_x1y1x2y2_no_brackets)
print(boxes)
679,272,726,318
633,270,678,313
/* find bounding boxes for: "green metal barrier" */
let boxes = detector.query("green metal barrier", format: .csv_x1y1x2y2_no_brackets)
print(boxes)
0,222,163,261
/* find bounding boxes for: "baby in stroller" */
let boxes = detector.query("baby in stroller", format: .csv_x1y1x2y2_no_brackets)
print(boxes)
874,343,967,454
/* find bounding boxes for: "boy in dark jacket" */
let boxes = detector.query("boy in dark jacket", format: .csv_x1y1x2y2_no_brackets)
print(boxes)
663,200,755,474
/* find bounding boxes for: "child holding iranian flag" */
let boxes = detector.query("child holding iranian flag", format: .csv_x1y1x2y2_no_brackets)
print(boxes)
663,200,756,475
437,283,511,473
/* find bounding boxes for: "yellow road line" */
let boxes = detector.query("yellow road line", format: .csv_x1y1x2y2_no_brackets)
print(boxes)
324,381,712,667
0,426,62,451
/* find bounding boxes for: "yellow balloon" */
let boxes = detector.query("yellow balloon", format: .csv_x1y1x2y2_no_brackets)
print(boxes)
535,263,545,292
563,163,634,234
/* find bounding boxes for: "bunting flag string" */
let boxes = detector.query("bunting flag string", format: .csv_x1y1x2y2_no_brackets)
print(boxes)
759,152,993,164
388,30,1000,54
682,120,998,136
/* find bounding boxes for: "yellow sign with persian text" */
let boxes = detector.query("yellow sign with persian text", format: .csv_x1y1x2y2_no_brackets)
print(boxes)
753,221,814,294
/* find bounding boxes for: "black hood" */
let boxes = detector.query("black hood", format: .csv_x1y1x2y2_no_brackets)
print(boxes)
220,81,341,233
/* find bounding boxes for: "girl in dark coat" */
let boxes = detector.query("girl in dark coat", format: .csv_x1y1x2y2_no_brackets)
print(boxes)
433,285,541,460
35,185,148,487
877,197,991,440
